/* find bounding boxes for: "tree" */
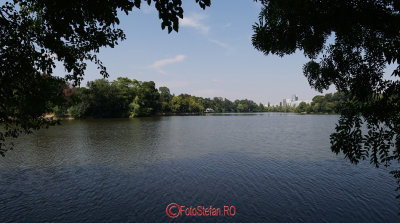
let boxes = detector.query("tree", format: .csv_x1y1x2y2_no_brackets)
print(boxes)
236,102,248,112
252,0,400,185
84,79,125,118
69,87,90,119
188,97,204,113
112,77,139,114
0,0,210,155
296,102,308,113
129,81,160,117
159,86,173,112
170,95,186,113
0,74,66,156
256,103,266,112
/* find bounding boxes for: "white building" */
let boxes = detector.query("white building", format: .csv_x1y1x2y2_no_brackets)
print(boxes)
282,98,292,107
291,100,312,107
282,95,311,107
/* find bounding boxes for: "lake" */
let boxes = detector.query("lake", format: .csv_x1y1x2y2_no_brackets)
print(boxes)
0,113,399,222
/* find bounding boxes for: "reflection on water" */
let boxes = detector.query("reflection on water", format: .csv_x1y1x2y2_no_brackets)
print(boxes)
0,113,398,222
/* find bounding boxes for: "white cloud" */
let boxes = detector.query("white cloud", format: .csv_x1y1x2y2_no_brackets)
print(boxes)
180,14,232,51
149,54,186,74
208,39,231,50
180,14,210,34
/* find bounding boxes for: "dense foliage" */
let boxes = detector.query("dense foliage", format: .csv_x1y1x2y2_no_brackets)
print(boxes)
52,77,346,119
3,0,399,197
60,77,270,119
0,0,210,156
252,0,400,178
265,92,345,113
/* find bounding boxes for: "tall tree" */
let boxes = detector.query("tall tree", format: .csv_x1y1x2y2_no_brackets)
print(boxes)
0,0,210,155
129,81,160,117
252,0,400,179
159,86,173,112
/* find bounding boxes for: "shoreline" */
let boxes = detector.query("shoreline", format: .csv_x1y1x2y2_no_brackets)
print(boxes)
47,111,338,120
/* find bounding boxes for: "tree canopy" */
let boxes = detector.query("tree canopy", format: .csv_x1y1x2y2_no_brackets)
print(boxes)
54,77,270,119
252,0,400,173
2,0,400,182
253,0,400,197
0,0,211,155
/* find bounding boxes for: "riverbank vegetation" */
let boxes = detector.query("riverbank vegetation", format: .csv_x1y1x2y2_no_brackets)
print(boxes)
53,77,345,119
266,92,346,114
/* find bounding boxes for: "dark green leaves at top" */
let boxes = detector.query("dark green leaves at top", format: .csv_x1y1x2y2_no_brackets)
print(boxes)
0,0,210,156
142,0,210,33
253,0,400,199
252,0,400,167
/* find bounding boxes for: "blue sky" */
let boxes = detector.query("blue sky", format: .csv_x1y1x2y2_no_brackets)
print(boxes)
66,0,335,105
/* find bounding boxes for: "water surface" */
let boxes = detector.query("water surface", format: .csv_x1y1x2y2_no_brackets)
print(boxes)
0,113,398,222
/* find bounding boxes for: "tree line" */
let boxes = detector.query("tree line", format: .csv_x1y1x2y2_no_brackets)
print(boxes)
52,77,345,118
266,92,346,114
2,0,398,199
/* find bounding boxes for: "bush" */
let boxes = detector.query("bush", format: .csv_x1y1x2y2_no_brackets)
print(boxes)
69,103,88,119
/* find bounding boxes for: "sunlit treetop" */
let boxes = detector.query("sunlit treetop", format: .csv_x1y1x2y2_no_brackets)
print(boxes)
0,0,210,155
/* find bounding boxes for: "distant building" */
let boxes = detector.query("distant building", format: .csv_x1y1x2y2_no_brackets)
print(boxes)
283,98,292,107
204,108,215,113
282,95,311,107
291,100,312,107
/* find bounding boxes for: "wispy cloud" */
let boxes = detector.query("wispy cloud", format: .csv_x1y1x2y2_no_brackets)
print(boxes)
208,39,231,50
180,13,233,51
180,14,209,34
149,54,186,74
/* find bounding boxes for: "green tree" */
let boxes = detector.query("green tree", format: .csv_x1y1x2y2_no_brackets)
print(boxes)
112,77,139,115
159,86,173,112
52,105,67,118
68,87,91,118
129,81,160,117
212,97,223,112
69,103,88,119
222,98,234,112
170,95,190,113
85,79,125,118
236,103,248,112
0,74,65,156
188,97,204,113
0,0,210,155
256,103,266,112
252,0,400,188
324,102,335,113
169,96,182,113
296,102,308,113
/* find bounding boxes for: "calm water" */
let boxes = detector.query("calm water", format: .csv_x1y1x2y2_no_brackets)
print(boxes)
0,113,399,222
